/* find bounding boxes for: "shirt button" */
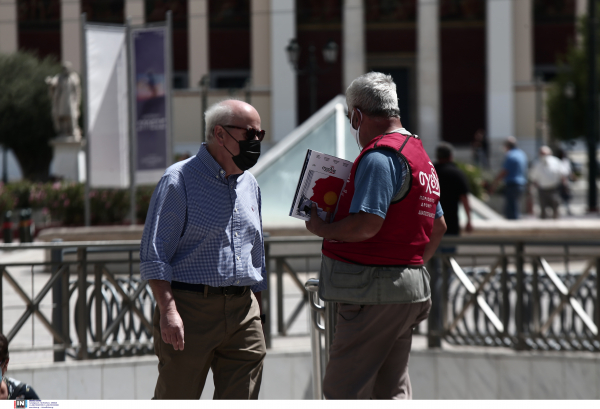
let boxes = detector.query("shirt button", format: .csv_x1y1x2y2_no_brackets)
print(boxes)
235,232,238,237
237,256,240,260
234,208,238,212
236,280,240,284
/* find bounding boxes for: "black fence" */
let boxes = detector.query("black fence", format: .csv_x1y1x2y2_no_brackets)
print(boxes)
0,236,598,362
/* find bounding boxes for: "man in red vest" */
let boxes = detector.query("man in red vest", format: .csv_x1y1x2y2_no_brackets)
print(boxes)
306,72,447,399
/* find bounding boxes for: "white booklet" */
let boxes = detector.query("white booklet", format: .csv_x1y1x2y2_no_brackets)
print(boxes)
289,149,353,221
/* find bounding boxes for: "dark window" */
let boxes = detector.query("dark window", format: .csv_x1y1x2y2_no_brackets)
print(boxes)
534,0,575,23
146,0,188,84
209,0,250,73
296,0,343,123
209,0,250,29
297,0,342,27
81,0,125,24
440,0,485,21
534,0,575,66
365,0,416,24
146,0,187,26
17,0,61,59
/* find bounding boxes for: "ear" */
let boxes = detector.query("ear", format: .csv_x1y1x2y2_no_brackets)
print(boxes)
214,125,225,147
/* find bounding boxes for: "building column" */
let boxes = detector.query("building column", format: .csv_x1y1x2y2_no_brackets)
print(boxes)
251,0,272,140
342,0,365,90
417,0,440,157
513,0,536,158
0,0,17,54
189,0,209,88
62,0,81,72
126,0,145,25
270,0,296,142
487,0,515,169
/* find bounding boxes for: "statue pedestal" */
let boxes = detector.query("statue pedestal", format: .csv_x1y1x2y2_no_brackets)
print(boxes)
50,136,86,182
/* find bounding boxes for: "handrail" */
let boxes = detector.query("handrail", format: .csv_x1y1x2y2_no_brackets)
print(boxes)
305,278,324,400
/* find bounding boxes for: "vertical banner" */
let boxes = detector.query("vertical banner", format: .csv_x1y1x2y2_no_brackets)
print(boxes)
131,26,172,185
85,24,130,188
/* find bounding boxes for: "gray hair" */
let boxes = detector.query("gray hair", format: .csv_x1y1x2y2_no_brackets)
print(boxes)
505,136,518,149
346,72,400,118
204,100,235,143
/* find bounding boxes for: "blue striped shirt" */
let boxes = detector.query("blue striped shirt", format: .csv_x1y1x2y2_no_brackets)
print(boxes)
140,143,267,292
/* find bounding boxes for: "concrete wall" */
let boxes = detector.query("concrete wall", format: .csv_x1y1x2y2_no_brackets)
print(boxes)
8,350,312,400
8,347,600,399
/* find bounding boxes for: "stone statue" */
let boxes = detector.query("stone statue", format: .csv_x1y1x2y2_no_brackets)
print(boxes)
45,62,82,141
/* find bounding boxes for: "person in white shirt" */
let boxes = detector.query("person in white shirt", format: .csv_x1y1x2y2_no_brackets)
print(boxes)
529,146,566,219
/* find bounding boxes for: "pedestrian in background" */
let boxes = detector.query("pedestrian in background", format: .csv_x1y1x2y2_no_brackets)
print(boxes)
530,146,565,219
471,128,489,169
434,142,473,237
491,136,528,219
556,148,575,215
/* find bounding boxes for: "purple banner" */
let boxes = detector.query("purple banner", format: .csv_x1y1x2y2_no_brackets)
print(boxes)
133,28,168,171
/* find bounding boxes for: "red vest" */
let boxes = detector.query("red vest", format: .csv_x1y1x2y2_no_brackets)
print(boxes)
322,131,440,265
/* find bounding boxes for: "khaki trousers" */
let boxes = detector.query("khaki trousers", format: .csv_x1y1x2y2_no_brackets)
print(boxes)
323,299,431,399
153,288,266,399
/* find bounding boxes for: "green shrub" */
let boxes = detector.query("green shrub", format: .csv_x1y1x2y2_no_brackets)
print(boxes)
0,182,156,226
455,161,486,200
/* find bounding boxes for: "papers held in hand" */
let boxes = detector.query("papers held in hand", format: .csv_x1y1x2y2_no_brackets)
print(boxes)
289,149,353,221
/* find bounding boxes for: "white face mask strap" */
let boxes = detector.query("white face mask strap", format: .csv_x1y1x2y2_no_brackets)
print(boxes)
351,108,362,151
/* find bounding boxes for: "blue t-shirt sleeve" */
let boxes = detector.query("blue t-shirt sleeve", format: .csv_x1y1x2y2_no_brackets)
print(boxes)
435,202,444,219
349,150,402,218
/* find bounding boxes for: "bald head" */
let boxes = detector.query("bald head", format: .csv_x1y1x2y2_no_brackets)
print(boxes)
539,145,552,156
204,100,260,143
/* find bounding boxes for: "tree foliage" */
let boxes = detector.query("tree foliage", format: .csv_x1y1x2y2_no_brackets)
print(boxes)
0,52,61,181
546,18,598,141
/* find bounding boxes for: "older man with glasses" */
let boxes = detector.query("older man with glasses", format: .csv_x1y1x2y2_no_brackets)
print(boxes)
140,99,267,399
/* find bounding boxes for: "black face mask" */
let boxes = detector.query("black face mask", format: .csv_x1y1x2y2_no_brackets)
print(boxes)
222,128,261,171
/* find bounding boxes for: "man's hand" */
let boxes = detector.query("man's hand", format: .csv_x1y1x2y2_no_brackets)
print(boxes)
305,203,330,236
148,279,185,351
161,306,185,351
305,204,384,242
423,216,447,264
465,220,473,233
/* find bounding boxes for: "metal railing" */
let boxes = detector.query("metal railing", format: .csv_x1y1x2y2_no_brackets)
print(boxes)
428,237,600,352
1,237,321,359
0,240,153,361
1,236,598,366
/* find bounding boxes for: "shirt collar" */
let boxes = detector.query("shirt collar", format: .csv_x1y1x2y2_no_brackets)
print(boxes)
390,127,411,135
197,143,243,184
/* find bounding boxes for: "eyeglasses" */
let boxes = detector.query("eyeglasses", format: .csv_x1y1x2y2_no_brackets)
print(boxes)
222,125,266,142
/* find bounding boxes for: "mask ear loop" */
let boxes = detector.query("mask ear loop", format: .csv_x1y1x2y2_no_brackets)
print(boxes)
352,108,363,151
220,126,239,158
